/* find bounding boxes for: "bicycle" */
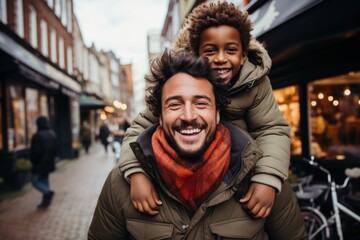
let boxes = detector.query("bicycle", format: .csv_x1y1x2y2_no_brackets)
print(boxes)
294,156,360,240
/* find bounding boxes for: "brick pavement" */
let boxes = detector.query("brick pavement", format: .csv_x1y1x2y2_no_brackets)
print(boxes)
0,142,116,240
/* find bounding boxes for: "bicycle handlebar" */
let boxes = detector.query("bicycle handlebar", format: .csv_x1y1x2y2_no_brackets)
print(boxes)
303,157,332,182
302,156,355,189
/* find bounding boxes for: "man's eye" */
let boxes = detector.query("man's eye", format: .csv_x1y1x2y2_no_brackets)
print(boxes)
195,102,209,108
168,103,182,109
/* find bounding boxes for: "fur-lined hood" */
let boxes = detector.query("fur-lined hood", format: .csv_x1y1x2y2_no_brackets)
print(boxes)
172,26,272,90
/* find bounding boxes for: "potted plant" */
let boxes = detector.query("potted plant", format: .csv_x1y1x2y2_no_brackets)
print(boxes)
12,158,32,190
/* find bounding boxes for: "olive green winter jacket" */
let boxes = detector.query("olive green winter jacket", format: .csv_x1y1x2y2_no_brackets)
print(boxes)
88,122,306,240
119,39,290,192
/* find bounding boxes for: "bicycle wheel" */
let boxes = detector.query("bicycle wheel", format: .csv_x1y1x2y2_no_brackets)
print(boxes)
301,206,330,240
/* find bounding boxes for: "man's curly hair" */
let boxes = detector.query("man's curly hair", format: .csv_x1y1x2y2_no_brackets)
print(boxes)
185,1,252,54
145,49,230,117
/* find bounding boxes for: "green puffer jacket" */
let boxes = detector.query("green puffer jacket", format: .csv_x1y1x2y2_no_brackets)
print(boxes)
89,122,306,240
119,39,290,192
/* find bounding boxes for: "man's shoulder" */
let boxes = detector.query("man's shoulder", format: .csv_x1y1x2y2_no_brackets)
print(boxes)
222,121,253,141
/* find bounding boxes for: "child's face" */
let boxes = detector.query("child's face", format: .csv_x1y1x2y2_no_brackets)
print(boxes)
199,25,246,84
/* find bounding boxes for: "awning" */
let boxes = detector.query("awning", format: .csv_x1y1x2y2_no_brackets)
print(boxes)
79,94,107,109
249,0,324,38
248,0,360,88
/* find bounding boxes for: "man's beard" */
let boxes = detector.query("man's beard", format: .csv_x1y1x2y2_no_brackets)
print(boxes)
164,121,216,161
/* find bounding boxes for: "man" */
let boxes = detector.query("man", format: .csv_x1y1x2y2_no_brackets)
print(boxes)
88,50,307,239
30,116,57,208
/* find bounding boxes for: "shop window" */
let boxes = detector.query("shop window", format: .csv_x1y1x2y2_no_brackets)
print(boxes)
71,99,80,142
7,85,26,150
273,86,301,156
308,71,360,161
0,82,3,150
25,88,48,144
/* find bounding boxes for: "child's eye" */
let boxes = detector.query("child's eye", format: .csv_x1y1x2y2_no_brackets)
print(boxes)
203,48,216,55
226,48,237,54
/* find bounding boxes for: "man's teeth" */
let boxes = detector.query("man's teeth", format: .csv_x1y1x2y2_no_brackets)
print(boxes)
179,129,201,135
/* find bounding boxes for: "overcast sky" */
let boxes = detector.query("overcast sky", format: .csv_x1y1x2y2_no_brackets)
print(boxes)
73,0,168,79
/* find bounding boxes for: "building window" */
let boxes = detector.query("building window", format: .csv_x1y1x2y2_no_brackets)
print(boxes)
55,0,61,18
308,72,360,161
67,0,72,33
50,28,57,63
58,36,65,68
47,0,54,9
29,5,37,48
40,19,48,56
15,0,24,38
67,46,73,74
274,86,301,156
7,85,26,150
61,0,67,26
0,0,7,24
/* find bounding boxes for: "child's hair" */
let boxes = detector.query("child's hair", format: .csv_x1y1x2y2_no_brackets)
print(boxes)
145,49,229,117
184,1,253,55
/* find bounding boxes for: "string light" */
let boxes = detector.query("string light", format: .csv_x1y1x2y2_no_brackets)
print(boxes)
343,88,351,96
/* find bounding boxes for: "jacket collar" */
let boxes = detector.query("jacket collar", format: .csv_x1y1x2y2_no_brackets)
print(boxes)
131,121,262,184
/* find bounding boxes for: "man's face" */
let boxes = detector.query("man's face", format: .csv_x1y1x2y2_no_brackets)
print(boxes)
159,72,220,159
199,25,246,84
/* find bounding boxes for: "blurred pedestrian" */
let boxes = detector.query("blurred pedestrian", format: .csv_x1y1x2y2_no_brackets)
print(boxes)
30,116,57,209
80,121,91,154
99,122,110,153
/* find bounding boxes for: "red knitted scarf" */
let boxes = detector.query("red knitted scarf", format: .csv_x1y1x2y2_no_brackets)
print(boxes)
152,123,231,213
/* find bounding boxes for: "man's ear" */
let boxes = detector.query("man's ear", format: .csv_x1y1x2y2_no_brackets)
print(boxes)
159,115,163,126
216,109,220,125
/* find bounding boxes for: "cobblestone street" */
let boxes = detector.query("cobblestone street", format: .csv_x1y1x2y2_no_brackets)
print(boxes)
0,143,115,240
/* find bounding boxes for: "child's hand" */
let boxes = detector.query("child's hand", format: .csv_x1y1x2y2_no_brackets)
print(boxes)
129,173,162,215
239,182,275,219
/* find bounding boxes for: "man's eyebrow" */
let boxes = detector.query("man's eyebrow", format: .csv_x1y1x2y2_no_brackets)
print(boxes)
164,95,213,103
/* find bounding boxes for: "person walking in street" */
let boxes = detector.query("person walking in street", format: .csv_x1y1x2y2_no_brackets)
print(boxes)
119,1,291,217
30,116,57,209
88,50,307,239
80,121,92,154
99,122,110,153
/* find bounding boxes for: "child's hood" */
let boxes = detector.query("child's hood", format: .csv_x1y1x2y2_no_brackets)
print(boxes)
173,27,272,88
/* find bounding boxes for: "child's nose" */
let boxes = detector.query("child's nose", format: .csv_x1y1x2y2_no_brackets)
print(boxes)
214,51,227,63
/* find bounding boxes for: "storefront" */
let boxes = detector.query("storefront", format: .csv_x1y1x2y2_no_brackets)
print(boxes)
0,25,81,189
249,0,360,177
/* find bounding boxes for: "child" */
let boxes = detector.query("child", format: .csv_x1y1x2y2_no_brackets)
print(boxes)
119,1,290,218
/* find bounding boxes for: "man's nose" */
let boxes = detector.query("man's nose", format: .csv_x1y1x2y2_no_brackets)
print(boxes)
179,104,197,122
